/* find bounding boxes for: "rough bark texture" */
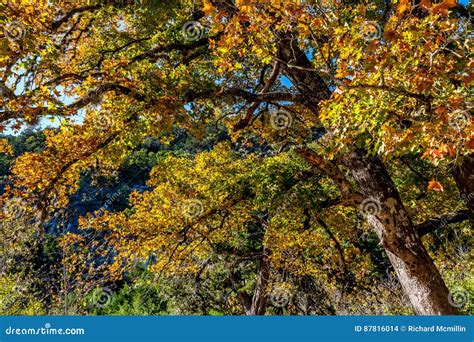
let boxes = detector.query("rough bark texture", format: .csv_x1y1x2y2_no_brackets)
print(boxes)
249,248,270,315
451,153,474,216
229,251,269,315
277,33,458,315
342,150,458,315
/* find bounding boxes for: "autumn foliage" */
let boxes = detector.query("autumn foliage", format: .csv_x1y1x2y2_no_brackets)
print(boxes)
0,0,472,315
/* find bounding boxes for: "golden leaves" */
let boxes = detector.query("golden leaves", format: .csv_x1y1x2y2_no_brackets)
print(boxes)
0,139,13,156
202,1,216,16
397,0,411,16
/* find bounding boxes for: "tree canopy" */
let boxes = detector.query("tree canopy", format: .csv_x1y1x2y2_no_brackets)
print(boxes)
0,0,472,315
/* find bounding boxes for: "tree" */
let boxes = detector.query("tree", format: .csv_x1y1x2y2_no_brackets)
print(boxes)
0,0,471,315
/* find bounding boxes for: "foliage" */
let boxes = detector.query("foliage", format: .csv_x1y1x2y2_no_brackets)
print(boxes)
0,0,472,315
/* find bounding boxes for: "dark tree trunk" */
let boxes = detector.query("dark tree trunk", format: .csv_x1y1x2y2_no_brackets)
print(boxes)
277,33,458,315
451,153,474,216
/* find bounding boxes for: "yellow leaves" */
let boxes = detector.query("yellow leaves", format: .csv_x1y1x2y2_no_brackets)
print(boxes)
428,179,444,192
297,22,311,38
397,0,411,16
231,0,252,13
0,139,13,156
202,0,216,16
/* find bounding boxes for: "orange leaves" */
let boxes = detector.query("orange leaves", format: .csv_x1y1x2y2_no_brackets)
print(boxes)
413,73,434,91
397,0,457,16
421,143,458,164
397,0,411,16
428,179,444,192
431,0,458,16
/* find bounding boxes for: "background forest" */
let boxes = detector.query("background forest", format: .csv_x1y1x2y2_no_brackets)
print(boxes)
0,0,472,316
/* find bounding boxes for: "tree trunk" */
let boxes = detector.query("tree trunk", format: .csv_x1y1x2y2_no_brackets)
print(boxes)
342,150,458,315
277,33,458,315
451,153,474,216
229,250,269,315
249,248,270,315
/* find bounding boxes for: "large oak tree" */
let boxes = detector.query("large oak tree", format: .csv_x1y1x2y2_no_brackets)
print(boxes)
0,0,472,315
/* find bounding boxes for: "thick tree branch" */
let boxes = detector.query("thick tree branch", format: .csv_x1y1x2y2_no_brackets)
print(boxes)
417,210,471,236
233,61,281,131
295,147,363,205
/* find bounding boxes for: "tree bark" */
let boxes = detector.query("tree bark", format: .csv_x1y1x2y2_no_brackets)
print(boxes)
277,33,458,315
229,250,270,315
451,153,474,216
342,150,458,315
249,248,270,315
